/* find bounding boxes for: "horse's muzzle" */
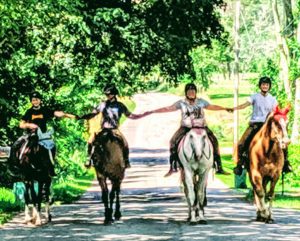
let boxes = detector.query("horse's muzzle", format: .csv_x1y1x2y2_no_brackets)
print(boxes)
280,137,291,149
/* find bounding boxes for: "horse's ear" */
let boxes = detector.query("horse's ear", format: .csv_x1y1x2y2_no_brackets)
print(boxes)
273,105,279,113
282,104,291,115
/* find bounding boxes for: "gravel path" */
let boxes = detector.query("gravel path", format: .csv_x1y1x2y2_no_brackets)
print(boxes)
0,92,299,241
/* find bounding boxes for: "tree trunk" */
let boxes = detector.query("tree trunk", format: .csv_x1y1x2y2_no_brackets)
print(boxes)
282,0,294,36
233,0,240,164
291,79,300,143
272,0,292,100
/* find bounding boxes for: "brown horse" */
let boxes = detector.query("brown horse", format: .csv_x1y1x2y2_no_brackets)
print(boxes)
248,105,290,223
92,129,126,225
9,129,54,225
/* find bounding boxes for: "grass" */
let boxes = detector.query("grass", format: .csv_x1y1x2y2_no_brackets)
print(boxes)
0,187,23,225
52,170,95,204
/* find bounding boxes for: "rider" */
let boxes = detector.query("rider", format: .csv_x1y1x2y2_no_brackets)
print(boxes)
233,76,293,175
142,83,233,176
11,91,76,177
80,84,143,168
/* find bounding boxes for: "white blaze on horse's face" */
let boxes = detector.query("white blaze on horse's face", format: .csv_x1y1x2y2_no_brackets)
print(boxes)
276,117,290,149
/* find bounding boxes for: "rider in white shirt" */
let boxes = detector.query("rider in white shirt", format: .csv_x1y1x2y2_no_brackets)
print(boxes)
142,83,233,176
233,77,293,175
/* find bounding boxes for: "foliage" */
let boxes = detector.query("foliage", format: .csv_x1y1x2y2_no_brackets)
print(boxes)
0,187,23,224
52,171,95,204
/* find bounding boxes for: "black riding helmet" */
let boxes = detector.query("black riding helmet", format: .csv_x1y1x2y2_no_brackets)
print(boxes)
185,83,197,95
258,76,272,89
29,91,42,101
103,84,119,96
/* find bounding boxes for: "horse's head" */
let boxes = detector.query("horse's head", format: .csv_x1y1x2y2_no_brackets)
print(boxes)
270,105,291,149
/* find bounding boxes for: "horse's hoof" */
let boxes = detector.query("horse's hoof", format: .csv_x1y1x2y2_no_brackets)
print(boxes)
256,216,265,222
189,220,198,225
265,218,275,224
35,220,42,226
114,213,122,221
104,220,113,226
198,220,207,225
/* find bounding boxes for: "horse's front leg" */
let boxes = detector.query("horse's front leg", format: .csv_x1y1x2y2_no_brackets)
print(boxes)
24,182,32,224
182,169,197,225
43,179,52,222
97,175,111,225
251,173,267,222
112,180,122,221
32,181,42,226
196,170,210,224
265,178,279,224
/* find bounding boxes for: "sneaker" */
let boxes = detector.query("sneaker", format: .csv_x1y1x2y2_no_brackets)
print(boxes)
49,167,57,177
282,160,293,174
233,165,243,176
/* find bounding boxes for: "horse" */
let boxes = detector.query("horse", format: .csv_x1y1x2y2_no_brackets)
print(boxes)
9,128,54,225
248,105,291,223
92,129,126,225
177,127,214,225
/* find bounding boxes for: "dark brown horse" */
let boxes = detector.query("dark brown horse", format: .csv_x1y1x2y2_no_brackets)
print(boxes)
9,129,54,225
92,129,126,225
248,105,290,223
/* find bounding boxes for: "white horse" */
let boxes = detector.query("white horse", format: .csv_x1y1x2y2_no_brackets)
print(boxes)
177,127,213,224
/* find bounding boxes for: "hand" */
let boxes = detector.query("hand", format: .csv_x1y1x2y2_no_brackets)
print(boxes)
65,113,77,119
27,123,38,129
226,108,233,113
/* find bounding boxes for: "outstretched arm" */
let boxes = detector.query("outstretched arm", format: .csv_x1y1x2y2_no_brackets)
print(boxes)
233,101,251,111
128,104,178,119
54,111,77,119
205,104,233,112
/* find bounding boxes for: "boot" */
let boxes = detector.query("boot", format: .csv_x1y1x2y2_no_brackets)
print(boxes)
233,164,244,176
282,160,293,174
216,167,230,175
49,165,57,177
124,146,130,168
125,159,131,168
85,144,93,168
164,158,178,177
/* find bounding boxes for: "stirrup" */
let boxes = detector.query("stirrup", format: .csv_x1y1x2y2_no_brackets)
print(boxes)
233,165,243,176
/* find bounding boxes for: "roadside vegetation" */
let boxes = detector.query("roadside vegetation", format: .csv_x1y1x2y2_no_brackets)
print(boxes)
1,0,300,224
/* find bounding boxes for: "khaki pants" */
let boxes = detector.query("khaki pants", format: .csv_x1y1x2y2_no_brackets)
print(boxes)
237,123,264,166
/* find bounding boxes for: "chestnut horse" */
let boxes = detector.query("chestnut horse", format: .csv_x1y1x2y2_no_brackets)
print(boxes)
249,105,290,223
177,127,213,225
92,129,126,225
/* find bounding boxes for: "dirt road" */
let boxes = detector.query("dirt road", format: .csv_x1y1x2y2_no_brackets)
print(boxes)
0,92,300,240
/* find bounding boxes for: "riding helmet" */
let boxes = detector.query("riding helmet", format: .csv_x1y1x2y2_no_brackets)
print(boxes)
29,91,42,101
103,84,119,96
185,83,197,95
258,76,272,89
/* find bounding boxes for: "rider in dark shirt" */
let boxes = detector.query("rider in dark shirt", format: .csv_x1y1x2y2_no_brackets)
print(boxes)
12,91,76,176
80,84,143,168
